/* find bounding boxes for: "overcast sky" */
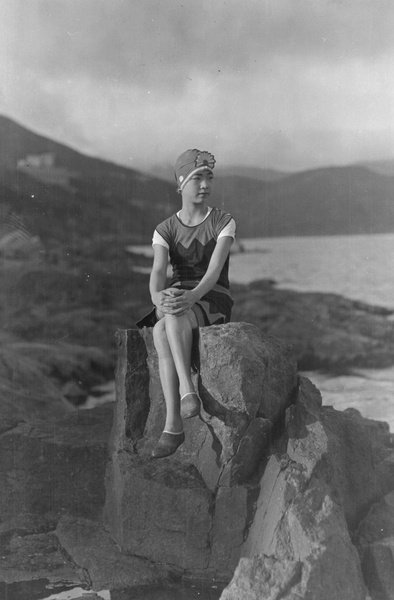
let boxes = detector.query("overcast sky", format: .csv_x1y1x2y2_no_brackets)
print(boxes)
1,0,394,173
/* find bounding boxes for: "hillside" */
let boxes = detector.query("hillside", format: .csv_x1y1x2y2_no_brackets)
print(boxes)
1,116,394,242
0,115,179,246
215,166,394,238
149,162,291,183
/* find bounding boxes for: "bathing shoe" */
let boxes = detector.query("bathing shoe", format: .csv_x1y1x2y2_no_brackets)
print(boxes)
151,430,185,459
180,392,201,419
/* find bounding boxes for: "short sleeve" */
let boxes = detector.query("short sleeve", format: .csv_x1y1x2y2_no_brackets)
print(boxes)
218,217,236,240
152,230,169,249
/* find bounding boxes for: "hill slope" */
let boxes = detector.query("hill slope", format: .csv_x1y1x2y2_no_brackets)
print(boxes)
215,166,394,238
1,115,394,243
0,115,179,246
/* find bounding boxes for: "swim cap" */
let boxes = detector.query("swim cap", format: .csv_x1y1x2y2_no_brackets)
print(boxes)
174,149,216,191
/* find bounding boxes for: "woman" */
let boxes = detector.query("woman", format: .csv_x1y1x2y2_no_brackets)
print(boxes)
138,149,236,458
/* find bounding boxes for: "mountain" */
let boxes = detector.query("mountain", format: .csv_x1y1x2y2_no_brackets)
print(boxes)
1,116,394,242
0,115,179,246
214,166,394,238
360,159,394,177
149,162,291,183
216,166,291,182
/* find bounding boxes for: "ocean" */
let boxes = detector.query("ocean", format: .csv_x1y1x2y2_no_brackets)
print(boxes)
229,233,394,309
128,233,394,431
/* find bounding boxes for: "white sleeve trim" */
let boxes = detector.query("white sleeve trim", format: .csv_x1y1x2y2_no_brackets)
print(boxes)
218,218,236,240
152,230,169,249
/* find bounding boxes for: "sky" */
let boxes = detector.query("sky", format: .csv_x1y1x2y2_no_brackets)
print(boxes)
1,0,394,173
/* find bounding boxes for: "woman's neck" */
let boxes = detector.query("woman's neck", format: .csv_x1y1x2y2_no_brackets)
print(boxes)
178,204,210,226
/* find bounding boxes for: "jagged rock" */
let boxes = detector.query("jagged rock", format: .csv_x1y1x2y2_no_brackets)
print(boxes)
220,555,303,600
362,538,394,600
56,516,168,590
377,453,394,496
105,324,297,579
104,453,213,571
222,376,370,599
356,492,394,560
0,529,82,585
109,329,150,455
207,485,255,576
197,323,297,423
0,405,113,521
343,408,392,451
286,378,380,530
116,325,296,487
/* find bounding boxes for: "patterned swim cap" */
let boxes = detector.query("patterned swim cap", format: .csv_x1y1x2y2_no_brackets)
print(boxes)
174,149,216,191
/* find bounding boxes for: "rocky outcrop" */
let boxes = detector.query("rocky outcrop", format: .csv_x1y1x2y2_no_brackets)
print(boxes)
221,383,394,599
355,491,394,600
104,323,297,580
232,279,394,371
222,378,375,599
103,323,394,598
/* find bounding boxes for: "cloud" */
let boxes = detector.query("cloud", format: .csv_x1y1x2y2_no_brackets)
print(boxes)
1,0,394,170
7,0,394,83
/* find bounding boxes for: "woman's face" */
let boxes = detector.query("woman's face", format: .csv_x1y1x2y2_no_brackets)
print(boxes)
182,170,214,204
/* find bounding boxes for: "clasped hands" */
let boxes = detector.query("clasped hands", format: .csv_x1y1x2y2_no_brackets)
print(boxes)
154,287,197,316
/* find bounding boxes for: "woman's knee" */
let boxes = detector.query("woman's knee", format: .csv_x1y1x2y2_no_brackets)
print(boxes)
153,319,170,354
164,311,197,331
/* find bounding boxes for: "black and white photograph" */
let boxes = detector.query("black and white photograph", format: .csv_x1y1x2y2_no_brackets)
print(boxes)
1,1,394,599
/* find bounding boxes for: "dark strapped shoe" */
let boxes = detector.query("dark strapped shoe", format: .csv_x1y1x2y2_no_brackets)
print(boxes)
151,430,185,459
180,392,201,419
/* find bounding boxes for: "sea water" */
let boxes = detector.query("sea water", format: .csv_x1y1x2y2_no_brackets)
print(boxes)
128,232,394,430
229,233,394,309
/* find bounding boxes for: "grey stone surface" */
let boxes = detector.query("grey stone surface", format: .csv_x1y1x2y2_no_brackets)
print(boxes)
232,281,394,370
0,404,113,522
56,515,168,590
362,538,394,600
225,377,370,600
105,323,297,577
357,491,394,560
198,323,297,424
104,452,213,571
286,377,380,530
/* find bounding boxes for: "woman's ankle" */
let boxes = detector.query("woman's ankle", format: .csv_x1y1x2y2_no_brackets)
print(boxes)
164,417,183,433
179,382,195,398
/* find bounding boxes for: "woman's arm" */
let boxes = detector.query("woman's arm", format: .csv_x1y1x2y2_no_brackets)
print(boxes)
168,236,233,315
149,244,168,305
149,244,183,313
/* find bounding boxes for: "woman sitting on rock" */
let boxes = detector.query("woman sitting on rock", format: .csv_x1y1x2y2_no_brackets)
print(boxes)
137,149,236,458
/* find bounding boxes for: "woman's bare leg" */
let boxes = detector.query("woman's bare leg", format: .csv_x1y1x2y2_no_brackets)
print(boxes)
164,311,198,398
152,318,183,433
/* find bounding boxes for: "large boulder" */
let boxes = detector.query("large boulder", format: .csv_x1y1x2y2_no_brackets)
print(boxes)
56,515,169,590
116,323,297,488
362,538,394,600
104,323,297,579
355,491,394,598
220,377,382,599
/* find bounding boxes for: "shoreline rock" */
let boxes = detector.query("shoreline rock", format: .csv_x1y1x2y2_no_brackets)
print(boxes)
105,324,298,581
232,279,394,372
